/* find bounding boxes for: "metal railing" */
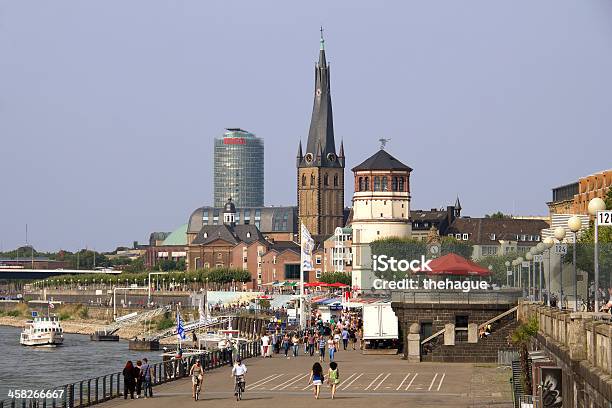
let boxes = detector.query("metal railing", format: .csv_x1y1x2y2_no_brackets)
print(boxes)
0,340,261,408
392,289,522,304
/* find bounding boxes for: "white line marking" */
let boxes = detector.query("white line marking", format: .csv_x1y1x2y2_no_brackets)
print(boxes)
365,373,384,391
337,372,356,389
247,374,276,388
405,373,418,390
273,374,308,390
437,373,446,391
373,373,390,390
341,372,363,390
396,373,411,391
428,373,439,391
250,374,283,389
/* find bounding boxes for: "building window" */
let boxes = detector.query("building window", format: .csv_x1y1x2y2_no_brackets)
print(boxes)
316,270,322,279
489,233,496,240
358,177,364,191
365,177,369,190
310,174,315,186
535,235,540,241
398,177,405,191
374,176,381,191
392,177,398,191
316,256,321,265
324,174,329,186
285,264,301,280
302,175,306,186
333,174,338,186
462,233,469,240
382,177,388,191
455,234,461,239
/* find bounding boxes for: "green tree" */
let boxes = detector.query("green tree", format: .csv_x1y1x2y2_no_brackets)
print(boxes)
319,271,351,285
476,254,517,286
510,317,539,395
485,211,511,219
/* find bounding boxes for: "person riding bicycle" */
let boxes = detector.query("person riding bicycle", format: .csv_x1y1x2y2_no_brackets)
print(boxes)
189,360,204,399
231,357,247,396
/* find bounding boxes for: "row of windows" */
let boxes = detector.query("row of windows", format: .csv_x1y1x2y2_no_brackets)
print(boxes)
449,233,541,242
358,176,406,192
301,174,340,187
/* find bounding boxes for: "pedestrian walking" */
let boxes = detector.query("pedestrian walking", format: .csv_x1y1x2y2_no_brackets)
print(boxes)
308,331,315,356
283,333,291,358
292,333,300,357
341,328,349,351
261,333,270,358
141,358,153,398
303,332,309,354
308,362,324,400
327,335,336,362
333,331,341,353
318,335,326,362
122,361,136,399
327,362,340,399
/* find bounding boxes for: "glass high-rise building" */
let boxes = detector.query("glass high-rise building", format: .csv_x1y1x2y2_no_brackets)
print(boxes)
213,128,264,208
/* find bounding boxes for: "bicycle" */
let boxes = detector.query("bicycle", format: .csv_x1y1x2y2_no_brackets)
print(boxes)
234,374,245,401
194,376,202,401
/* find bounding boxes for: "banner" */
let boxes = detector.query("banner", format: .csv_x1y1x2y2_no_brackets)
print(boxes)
176,310,186,341
540,367,563,408
301,223,315,271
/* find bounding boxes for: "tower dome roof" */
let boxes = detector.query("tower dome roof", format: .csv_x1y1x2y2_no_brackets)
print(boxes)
224,197,236,213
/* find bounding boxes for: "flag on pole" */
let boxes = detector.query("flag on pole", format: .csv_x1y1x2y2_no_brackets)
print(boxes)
176,310,186,341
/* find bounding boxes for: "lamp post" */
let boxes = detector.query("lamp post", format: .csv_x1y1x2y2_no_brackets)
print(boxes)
536,242,546,302
568,216,582,311
517,257,524,295
505,261,511,287
526,252,534,300
544,237,554,306
554,226,567,309
588,197,607,312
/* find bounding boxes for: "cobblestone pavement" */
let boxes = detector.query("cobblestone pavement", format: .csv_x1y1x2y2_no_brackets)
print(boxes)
101,348,513,408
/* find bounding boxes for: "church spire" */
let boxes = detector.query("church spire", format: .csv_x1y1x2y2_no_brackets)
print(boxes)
300,29,340,169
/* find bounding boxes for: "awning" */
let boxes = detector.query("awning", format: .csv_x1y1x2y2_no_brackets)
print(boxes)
418,253,491,276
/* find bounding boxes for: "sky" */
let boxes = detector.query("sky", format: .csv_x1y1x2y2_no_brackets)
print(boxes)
1,1,611,252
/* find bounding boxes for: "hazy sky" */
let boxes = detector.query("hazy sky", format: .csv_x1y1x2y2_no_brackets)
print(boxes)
1,1,611,252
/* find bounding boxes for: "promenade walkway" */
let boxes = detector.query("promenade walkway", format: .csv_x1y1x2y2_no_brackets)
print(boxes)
100,348,513,408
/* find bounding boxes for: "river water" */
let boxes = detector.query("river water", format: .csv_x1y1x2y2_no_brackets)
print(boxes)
0,326,162,401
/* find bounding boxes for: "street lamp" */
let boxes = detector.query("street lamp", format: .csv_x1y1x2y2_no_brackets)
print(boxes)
525,252,534,300
536,242,546,302
589,197,607,312
544,237,554,306
505,261,511,287
517,257,524,293
554,226,567,309
568,215,582,311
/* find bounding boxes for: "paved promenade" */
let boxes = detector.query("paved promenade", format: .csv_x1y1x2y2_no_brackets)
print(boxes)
102,348,513,408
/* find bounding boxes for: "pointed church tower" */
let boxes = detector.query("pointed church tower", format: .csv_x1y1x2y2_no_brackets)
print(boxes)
297,29,345,237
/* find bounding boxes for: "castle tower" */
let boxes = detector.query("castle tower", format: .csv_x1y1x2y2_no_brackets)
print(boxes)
350,147,413,291
296,30,345,237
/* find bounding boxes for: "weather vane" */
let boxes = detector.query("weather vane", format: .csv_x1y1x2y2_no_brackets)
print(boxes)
379,138,390,150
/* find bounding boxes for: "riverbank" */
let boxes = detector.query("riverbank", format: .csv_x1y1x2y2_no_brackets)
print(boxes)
0,316,168,341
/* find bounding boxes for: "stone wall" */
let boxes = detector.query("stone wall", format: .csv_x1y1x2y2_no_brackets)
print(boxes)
392,302,515,362
519,302,612,407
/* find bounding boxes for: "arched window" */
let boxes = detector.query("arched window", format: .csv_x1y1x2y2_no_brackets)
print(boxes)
358,177,364,191
333,174,338,187
310,174,315,186
324,174,329,186
392,176,398,191
374,176,381,191
398,177,405,191
382,177,388,191
301,174,306,186
365,177,369,190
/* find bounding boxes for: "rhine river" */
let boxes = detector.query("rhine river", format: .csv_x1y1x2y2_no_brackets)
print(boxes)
0,326,161,401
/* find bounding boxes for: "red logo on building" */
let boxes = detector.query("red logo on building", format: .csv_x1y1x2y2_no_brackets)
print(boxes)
224,138,247,145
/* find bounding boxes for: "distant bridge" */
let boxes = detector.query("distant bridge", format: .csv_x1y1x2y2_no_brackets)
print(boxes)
0,269,122,279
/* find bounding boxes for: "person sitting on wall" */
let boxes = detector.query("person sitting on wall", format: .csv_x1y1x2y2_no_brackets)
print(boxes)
478,326,486,339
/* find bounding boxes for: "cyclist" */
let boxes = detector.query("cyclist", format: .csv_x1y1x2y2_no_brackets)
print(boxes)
189,360,204,400
231,356,248,397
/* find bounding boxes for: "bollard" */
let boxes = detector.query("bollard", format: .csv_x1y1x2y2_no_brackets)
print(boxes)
87,379,91,406
79,382,83,408
102,376,106,401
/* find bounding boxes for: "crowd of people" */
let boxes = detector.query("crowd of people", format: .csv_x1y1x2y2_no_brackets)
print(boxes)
121,358,154,399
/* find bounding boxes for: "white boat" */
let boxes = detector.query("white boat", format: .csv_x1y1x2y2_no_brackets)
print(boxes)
20,316,64,347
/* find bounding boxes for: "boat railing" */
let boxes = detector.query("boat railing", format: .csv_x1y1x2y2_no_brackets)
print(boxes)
0,339,262,408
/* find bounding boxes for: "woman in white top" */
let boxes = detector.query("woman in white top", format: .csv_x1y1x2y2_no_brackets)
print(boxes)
327,336,336,362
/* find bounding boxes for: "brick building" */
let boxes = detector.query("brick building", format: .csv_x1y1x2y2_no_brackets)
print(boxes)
547,169,612,216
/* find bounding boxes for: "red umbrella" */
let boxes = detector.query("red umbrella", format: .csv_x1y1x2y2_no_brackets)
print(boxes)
419,253,491,276
328,282,350,288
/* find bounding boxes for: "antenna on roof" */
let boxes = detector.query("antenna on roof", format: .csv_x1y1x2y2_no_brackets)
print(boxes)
379,138,390,150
